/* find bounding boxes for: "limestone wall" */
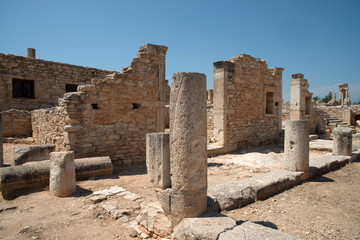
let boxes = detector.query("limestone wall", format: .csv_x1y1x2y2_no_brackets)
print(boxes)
207,104,214,142
1,109,32,137
0,53,115,111
283,102,326,134
31,44,167,166
31,107,67,151
213,54,283,149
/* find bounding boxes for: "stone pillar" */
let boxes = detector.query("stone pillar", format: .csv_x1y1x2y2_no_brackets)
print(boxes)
169,72,207,222
27,48,36,58
284,120,309,172
146,133,170,189
207,89,214,104
333,127,352,156
50,151,76,197
0,112,3,167
342,109,353,126
213,61,234,146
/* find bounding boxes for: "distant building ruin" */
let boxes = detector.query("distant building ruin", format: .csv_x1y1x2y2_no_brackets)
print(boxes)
210,54,283,150
339,83,351,106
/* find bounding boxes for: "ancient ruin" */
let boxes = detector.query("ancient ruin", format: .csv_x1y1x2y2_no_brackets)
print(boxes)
1,44,360,239
210,54,283,151
339,83,351,105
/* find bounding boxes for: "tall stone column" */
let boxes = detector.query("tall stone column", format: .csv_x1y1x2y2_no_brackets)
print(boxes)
284,120,309,172
0,113,3,167
333,127,352,156
169,72,207,222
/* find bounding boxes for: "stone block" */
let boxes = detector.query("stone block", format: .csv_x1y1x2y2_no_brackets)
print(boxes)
49,151,76,197
218,221,302,240
173,211,236,240
13,145,55,165
333,127,352,156
146,133,170,189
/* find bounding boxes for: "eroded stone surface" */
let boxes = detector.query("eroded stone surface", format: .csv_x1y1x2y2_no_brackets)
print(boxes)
49,151,76,197
146,133,170,189
218,221,302,240
168,72,208,222
284,120,309,172
173,211,236,240
14,145,55,165
333,127,352,156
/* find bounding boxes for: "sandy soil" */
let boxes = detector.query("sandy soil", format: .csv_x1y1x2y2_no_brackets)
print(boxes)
1,143,359,239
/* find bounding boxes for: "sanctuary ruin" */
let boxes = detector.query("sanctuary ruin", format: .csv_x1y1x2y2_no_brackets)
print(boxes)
1,44,360,239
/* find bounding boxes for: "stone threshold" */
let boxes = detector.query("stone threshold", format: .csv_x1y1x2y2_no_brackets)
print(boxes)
208,151,360,211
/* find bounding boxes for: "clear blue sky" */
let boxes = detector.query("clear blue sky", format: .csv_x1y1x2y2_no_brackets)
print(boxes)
1,0,360,102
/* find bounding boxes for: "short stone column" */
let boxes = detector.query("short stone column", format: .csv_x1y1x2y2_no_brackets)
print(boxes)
146,133,170,189
0,112,3,167
27,48,36,58
169,72,207,221
50,151,76,197
284,120,309,172
333,127,352,156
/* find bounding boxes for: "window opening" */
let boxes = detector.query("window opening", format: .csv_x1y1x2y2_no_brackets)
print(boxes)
12,79,34,99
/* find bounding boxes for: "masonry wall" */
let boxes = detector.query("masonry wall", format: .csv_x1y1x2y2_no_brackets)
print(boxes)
1,109,32,137
0,53,115,111
207,104,214,143
212,54,283,149
32,107,67,150
283,102,326,134
31,44,167,166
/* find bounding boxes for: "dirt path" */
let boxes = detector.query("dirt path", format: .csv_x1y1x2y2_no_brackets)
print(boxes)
225,160,360,240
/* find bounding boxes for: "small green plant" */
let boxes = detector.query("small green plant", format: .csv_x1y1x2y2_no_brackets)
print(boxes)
321,92,332,103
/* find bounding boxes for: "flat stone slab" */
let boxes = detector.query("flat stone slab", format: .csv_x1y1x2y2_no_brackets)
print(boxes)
173,211,236,240
309,139,357,152
218,221,302,240
208,154,354,211
0,156,113,192
309,139,333,151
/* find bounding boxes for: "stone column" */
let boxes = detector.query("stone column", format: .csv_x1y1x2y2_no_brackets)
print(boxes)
27,48,36,58
50,151,76,197
284,120,309,172
169,72,207,221
207,89,214,104
333,127,352,156
0,112,3,167
146,133,170,189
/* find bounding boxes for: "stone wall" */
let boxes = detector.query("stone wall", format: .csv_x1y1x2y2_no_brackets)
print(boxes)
207,104,214,143
213,54,283,149
0,53,115,111
283,102,326,134
1,109,32,137
31,107,67,151
31,44,167,166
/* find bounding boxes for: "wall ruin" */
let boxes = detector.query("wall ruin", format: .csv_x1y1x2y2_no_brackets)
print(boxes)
0,52,115,111
1,109,32,137
31,44,167,166
212,54,283,150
